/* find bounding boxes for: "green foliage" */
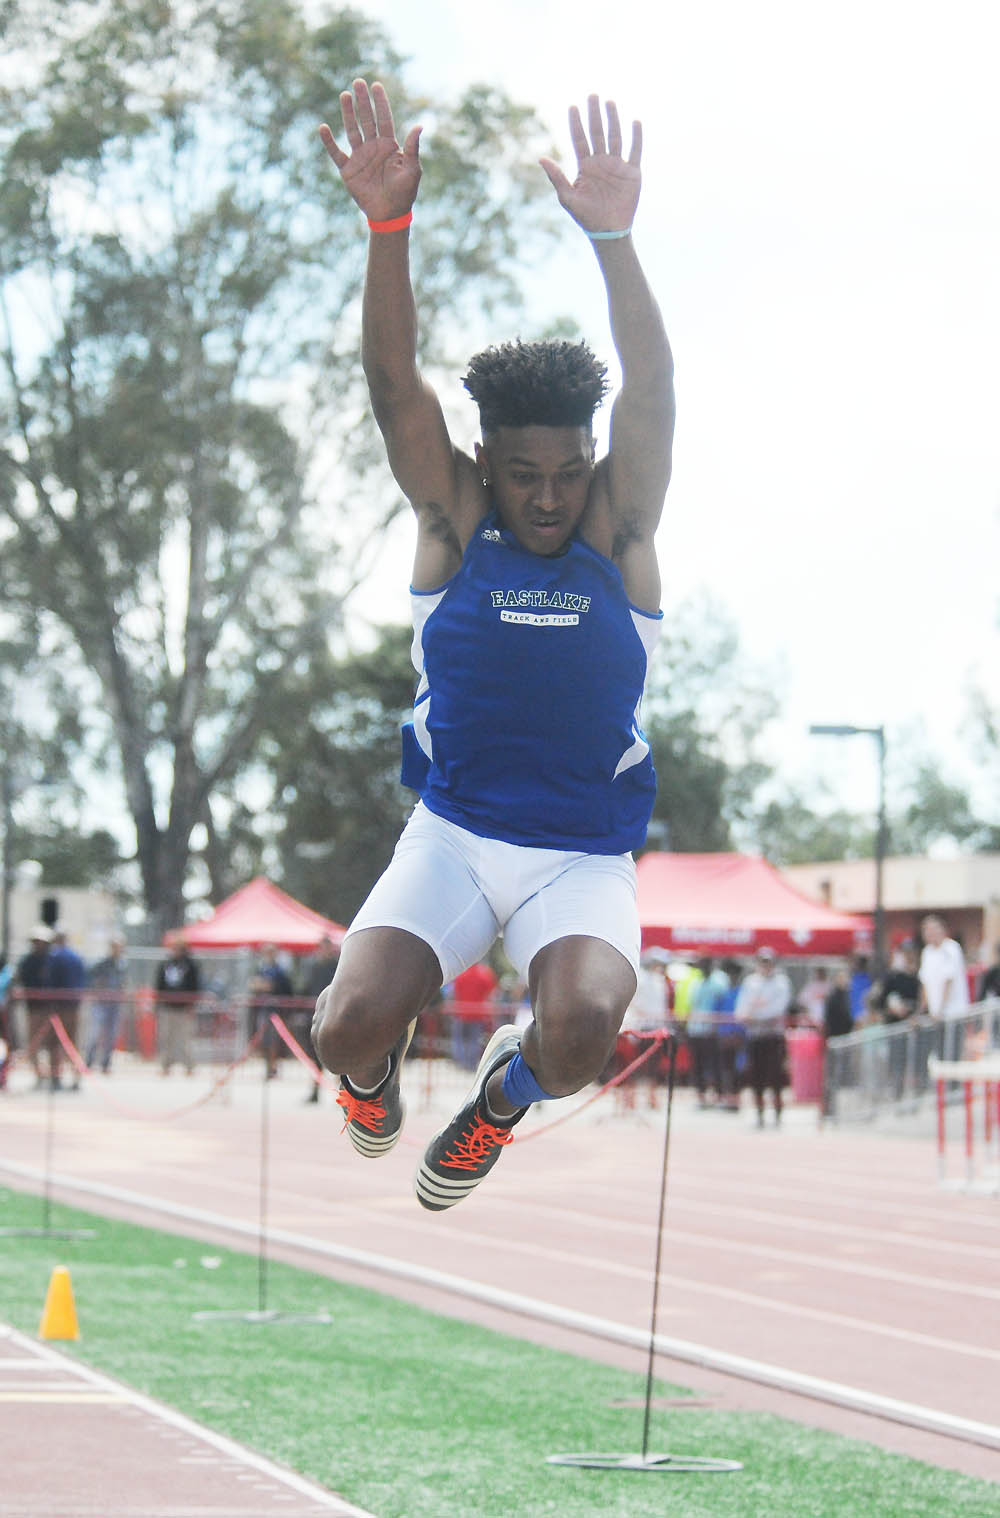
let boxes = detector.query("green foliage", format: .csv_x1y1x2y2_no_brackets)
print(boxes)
642,599,779,853
749,754,998,867
265,623,416,924
11,821,123,886
0,0,556,932
750,794,875,867
890,760,983,855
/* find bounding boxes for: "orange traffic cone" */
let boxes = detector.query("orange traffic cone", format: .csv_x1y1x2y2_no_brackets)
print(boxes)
39,1265,80,1341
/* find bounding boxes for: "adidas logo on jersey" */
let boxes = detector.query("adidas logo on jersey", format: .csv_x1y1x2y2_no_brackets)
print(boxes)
481,527,503,542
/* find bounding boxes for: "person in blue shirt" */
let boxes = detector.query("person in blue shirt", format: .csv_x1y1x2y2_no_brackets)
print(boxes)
48,929,87,1090
0,954,13,1090
312,80,674,1210
85,936,128,1074
849,954,873,1024
250,945,295,1080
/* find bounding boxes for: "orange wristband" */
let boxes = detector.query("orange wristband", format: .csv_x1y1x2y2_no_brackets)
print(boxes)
367,211,413,233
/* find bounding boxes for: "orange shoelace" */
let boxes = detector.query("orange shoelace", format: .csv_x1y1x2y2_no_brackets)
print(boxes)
336,1086,387,1133
441,1113,515,1170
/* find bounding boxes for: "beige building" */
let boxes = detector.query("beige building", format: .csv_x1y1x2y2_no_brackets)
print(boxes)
781,854,1000,967
6,883,119,964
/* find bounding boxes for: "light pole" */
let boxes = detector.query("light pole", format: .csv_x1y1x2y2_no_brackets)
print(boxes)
808,723,888,976
1,762,13,962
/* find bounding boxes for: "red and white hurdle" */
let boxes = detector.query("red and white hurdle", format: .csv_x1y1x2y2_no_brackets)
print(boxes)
928,1053,1000,1194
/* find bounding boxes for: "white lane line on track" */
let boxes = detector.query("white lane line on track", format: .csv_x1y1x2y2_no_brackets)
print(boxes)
664,1172,1000,1227
5,1160,1000,1456
575,1148,999,1198
142,1148,1000,1264
560,1184,1000,1261
0,1323,375,1516
6,1161,999,1365
648,1193,1000,1261
477,1196,1000,1301
324,1207,1000,1365
32,1092,991,1232
13,1169,1000,1458
0,1390,130,1402
258,1171,1000,1313
309,1185,1000,1318
502,1136,1000,1226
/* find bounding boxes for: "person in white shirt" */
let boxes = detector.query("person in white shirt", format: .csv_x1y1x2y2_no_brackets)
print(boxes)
918,915,969,1019
621,952,669,1034
797,965,830,1028
736,947,792,1126
918,915,969,1062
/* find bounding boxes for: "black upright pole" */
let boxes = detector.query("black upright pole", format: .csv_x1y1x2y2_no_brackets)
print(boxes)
641,1034,676,1460
545,1026,741,1473
874,726,888,979
43,1073,55,1234
191,1029,329,1326
258,1060,269,1315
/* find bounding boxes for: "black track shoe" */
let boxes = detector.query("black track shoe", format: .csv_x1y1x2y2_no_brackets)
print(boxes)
336,1020,417,1158
415,1025,525,1210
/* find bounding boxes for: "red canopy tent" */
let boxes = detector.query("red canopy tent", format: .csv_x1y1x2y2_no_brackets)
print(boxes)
172,877,346,953
637,852,870,958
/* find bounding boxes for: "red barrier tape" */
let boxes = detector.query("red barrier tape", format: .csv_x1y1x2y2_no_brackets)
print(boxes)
268,1013,431,1147
6,1004,673,1153
45,1015,266,1122
270,1011,670,1146
515,1033,670,1143
48,1015,92,1079
268,1013,340,1095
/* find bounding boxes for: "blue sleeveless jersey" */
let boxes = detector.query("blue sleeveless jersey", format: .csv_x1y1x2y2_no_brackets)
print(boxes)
401,514,662,854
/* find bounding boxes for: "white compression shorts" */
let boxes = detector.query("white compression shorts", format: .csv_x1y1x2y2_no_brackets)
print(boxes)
345,802,641,986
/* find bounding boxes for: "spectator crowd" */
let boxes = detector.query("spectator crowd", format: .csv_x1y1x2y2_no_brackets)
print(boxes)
1,911,996,1115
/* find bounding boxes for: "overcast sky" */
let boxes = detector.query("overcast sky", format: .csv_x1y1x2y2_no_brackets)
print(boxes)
342,0,1000,822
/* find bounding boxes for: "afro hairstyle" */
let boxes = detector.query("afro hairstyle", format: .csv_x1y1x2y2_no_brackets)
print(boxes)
462,339,609,436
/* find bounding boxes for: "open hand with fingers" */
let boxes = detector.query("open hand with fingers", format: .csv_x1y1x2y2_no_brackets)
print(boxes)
319,79,421,223
540,96,642,237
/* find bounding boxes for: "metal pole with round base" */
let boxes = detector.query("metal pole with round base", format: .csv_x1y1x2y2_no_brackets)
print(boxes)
547,1035,742,1477
193,1054,330,1328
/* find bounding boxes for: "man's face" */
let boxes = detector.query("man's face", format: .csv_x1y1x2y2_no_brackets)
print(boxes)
477,426,595,556
922,917,945,947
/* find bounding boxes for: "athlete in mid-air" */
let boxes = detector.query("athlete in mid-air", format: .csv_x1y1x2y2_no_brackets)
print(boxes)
312,79,674,1209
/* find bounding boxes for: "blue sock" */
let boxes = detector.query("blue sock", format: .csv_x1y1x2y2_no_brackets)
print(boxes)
501,1051,555,1109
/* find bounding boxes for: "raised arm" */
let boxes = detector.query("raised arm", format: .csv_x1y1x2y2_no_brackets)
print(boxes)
541,98,674,611
320,81,478,587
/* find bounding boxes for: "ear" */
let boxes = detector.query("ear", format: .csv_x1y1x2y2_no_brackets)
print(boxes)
474,441,490,483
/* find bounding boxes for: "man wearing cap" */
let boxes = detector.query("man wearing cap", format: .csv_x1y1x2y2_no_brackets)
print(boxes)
735,947,792,1126
14,926,58,1089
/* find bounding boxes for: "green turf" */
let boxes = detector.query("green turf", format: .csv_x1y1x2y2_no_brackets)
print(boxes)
0,1186,994,1517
